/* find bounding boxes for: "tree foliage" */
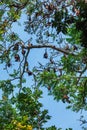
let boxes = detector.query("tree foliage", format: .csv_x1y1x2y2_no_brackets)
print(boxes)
0,0,87,129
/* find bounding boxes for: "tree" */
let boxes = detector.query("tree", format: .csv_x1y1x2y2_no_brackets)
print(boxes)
0,0,87,129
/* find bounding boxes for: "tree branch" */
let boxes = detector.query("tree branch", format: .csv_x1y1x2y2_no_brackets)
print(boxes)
24,44,75,56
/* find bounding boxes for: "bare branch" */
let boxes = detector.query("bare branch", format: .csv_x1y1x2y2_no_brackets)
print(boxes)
19,48,30,93
24,44,75,56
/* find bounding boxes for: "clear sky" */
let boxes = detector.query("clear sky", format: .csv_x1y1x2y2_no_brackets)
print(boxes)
40,88,86,129
3,12,86,130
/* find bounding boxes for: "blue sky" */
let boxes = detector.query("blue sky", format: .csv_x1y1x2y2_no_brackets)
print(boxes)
40,88,85,129
0,11,86,130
